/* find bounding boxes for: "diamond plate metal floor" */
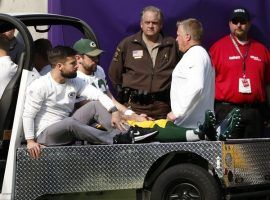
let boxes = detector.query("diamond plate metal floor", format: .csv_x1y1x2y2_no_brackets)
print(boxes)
37,190,136,200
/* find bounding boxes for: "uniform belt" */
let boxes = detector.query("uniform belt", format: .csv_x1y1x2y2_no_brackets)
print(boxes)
129,89,169,105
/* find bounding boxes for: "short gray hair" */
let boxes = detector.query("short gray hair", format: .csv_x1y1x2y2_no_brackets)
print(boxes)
177,18,203,42
140,6,163,23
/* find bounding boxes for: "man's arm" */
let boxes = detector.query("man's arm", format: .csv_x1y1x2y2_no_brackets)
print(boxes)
26,139,42,159
108,43,125,91
167,111,176,121
107,90,150,122
107,90,128,113
23,81,44,158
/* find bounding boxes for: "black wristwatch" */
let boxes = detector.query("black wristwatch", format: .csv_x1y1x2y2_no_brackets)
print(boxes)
109,106,118,113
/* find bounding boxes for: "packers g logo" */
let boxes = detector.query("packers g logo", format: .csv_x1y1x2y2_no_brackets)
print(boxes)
68,92,76,98
89,41,96,48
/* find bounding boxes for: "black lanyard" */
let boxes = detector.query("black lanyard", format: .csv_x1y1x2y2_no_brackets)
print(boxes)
230,34,250,77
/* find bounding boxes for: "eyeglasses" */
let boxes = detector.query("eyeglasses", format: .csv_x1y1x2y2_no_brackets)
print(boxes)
231,19,248,25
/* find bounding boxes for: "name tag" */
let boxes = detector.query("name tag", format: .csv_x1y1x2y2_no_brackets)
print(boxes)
132,50,143,59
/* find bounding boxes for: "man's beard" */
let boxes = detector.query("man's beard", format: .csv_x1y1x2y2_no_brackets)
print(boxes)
61,71,77,79
83,62,97,73
234,29,247,41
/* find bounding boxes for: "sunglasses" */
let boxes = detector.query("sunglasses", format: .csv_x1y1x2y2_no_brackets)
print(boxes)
231,19,248,25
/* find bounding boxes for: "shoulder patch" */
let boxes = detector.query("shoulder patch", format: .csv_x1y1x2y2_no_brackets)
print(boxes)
113,47,121,62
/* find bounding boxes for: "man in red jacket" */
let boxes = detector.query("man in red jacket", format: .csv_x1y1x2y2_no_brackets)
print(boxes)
210,8,270,138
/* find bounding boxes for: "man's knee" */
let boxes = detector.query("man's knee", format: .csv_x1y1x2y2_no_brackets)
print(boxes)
86,101,106,111
72,101,104,119
80,100,103,109
63,117,80,130
37,118,76,146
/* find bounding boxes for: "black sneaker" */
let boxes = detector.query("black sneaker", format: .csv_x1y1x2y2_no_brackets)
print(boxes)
197,110,217,141
113,131,134,144
217,108,241,141
130,126,159,142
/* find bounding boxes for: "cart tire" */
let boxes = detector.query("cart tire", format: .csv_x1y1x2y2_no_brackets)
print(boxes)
150,163,220,200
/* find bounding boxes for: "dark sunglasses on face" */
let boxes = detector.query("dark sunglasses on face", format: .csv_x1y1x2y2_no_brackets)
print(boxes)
231,19,248,25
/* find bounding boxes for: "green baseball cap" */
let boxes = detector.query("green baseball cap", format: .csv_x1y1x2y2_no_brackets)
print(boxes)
73,38,104,57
